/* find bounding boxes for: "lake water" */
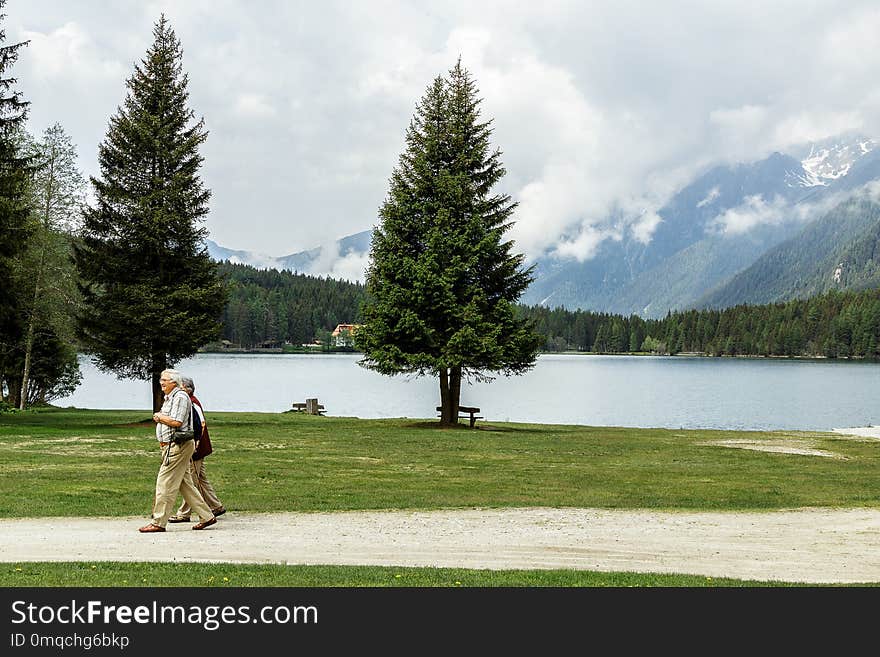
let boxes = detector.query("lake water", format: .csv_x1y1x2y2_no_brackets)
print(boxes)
52,353,880,431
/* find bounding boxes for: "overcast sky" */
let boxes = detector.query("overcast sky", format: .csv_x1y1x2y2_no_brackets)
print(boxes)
7,0,880,278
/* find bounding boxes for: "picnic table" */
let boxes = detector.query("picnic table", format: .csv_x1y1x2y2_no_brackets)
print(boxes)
436,405,483,428
292,398,325,415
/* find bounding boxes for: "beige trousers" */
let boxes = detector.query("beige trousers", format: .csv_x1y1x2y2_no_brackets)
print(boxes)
151,440,213,527
176,457,223,516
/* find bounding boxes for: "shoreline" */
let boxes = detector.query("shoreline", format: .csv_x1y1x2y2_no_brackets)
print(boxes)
11,406,880,436
194,348,880,363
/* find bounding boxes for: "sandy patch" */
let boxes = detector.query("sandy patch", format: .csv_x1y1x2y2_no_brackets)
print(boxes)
699,438,845,459
1,507,878,584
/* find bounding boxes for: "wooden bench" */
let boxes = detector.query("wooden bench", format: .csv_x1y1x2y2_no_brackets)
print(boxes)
292,399,325,415
436,405,483,428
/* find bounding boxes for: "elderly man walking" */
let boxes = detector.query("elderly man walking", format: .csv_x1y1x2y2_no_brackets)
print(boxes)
139,369,216,533
168,375,226,523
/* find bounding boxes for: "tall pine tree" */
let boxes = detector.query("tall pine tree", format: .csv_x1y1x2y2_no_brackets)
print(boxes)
357,60,541,425
0,0,32,405
75,16,226,411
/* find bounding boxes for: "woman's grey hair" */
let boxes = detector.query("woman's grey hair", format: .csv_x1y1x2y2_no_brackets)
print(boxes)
181,376,195,393
160,369,184,388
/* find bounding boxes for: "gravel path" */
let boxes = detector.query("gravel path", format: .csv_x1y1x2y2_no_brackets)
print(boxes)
1,507,878,584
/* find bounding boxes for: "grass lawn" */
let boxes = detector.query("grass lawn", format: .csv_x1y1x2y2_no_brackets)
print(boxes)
1,406,878,517
1,562,811,587
1,407,877,587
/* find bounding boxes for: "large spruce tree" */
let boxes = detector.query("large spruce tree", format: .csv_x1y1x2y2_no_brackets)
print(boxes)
0,0,32,403
357,61,541,425
75,16,225,411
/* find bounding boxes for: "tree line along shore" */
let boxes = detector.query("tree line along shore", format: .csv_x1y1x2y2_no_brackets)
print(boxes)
217,261,880,360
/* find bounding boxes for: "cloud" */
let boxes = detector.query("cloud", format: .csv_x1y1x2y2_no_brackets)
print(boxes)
630,210,663,244
318,252,369,284
301,239,368,284
821,6,880,80
709,105,769,135
860,179,880,201
771,111,865,149
453,31,677,262
708,195,792,236
227,252,278,269
233,93,277,118
20,21,126,82
708,184,868,237
708,105,771,160
697,187,721,208
552,224,620,262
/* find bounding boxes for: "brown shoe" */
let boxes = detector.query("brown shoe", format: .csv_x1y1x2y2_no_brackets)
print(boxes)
139,523,165,533
192,517,217,530
168,515,191,523
212,507,226,517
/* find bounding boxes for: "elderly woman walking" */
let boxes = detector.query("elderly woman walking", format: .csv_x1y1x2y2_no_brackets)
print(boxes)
139,368,216,533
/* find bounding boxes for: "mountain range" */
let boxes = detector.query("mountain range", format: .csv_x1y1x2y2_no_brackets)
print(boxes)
207,133,880,317
206,230,372,278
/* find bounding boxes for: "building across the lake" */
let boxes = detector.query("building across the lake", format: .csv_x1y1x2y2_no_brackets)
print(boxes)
331,324,361,347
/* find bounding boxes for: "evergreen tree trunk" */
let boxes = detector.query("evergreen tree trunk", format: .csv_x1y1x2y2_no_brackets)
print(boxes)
438,367,452,425
151,354,167,412
450,365,462,420
437,366,463,426
6,377,20,408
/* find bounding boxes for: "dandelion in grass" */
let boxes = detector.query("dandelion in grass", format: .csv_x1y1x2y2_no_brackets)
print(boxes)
394,574,402,579
223,577,229,582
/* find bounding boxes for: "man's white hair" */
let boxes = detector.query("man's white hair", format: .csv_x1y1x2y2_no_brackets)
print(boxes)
160,369,183,388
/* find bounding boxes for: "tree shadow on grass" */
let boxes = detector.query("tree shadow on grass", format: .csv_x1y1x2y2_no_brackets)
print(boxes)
404,421,548,434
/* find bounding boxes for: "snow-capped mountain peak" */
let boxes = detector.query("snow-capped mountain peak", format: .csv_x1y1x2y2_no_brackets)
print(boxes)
788,136,876,188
